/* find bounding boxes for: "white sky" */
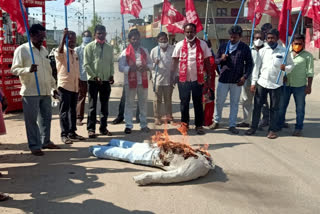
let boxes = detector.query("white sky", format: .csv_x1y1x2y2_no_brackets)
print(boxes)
28,0,163,40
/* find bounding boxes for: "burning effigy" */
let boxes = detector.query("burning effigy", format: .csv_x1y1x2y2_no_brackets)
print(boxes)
89,124,215,185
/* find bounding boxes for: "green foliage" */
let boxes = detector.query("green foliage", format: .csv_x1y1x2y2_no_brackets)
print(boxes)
87,13,103,35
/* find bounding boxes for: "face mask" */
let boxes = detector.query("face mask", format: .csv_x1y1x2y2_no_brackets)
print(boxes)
82,37,92,44
268,42,278,50
159,42,168,49
254,39,263,47
292,44,303,53
186,36,196,42
96,39,106,44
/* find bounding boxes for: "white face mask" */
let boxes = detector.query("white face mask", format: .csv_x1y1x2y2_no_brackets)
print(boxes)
254,39,264,47
159,42,168,49
186,36,196,42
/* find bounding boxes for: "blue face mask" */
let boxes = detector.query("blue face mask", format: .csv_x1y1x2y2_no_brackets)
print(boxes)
82,37,92,45
268,42,278,50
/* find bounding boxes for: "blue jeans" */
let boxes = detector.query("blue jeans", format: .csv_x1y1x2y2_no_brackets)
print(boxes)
214,82,242,128
22,96,52,151
278,86,306,130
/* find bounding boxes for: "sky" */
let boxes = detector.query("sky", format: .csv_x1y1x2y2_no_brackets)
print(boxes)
28,0,163,40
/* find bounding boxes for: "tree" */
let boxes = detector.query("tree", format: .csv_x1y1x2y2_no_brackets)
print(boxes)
87,13,103,35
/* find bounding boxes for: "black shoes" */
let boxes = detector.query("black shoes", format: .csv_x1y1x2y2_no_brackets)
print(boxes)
124,128,132,134
112,117,124,125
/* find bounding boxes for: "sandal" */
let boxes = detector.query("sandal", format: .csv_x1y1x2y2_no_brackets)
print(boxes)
68,133,85,140
99,130,112,136
61,136,73,144
88,131,97,138
42,143,61,149
0,193,10,201
31,149,44,156
195,126,205,135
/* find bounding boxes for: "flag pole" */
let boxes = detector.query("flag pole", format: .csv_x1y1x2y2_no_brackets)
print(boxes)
203,0,210,41
225,0,246,54
18,0,40,95
286,9,290,47
65,5,70,73
276,10,302,84
121,14,127,48
153,5,165,92
249,14,256,48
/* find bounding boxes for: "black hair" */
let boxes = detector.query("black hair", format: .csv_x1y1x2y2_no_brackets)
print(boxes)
183,23,197,32
94,25,106,34
128,29,140,39
157,32,168,40
266,29,279,38
82,30,92,37
293,34,305,42
261,23,273,32
254,30,262,36
228,25,242,37
29,24,46,36
69,31,76,37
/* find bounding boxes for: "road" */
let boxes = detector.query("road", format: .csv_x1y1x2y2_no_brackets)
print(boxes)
0,62,319,214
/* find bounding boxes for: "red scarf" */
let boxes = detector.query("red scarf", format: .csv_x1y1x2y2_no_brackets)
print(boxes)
179,38,205,84
126,44,148,89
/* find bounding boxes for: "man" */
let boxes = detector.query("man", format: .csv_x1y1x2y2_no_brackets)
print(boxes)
118,29,153,134
75,30,92,126
171,23,212,135
245,29,294,139
278,34,314,136
150,32,175,125
84,25,114,138
55,29,85,144
237,31,264,128
212,25,253,134
11,24,59,156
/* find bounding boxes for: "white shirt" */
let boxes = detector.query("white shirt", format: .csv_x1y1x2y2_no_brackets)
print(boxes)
172,39,212,82
150,45,174,86
118,47,153,85
251,44,294,89
11,43,57,96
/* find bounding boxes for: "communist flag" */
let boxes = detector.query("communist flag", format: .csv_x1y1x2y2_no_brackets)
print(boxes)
278,0,293,43
247,0,280,27
120,0,142,18
162,0,187,34
0,0,28,34
185,0,203,32
65,0,75,6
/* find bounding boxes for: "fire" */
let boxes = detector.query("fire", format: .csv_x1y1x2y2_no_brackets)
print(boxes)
151,123,211,163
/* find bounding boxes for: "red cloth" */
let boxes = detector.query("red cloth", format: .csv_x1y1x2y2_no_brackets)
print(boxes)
306,0,320,48
126,44,148,89
0,89,6,135
278,0,293,44
65,0,75,5
185,0,203,33
120,0,142,18
179,38,205,84
247,0,280,27
162,0,187,34
203,55,216,126
0,0,28,34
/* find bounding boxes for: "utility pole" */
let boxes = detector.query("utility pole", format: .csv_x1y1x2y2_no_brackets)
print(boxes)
77,0,88,33
93,0,96,27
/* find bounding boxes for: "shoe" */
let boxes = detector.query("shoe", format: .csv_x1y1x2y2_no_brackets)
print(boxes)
154,118,162,125
42,143,61,149
141,127,150,133
76,119,83,126
68,133,86,140
0,193,10,201
112,117,124,125
135,118,140,123
88,131,97,138
267,131,278,139
236,122,250,128
124,128,132,134
292,129,302,137
258,120,269,128
209,122,219,130
61,136,73,144
100,129,112,136
195,126,205,135
229,127,239,134
31,149,44,156
245,128,256,135
283,123,289,128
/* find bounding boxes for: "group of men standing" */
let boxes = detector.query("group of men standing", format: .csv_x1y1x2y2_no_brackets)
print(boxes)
10,21,314,155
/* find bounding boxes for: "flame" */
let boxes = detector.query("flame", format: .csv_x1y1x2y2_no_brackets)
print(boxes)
151,123,211,161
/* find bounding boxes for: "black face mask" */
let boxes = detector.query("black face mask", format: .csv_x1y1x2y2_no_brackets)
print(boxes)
268,42,278,50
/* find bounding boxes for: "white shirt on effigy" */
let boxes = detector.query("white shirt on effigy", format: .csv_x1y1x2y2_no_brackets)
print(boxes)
172,39,212,82
251,44,294,89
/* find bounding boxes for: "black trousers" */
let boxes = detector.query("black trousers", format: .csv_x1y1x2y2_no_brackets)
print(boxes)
178,81,204,127
251,84,281,132
87,81,111,132
117,86,140,120
59,87,78,137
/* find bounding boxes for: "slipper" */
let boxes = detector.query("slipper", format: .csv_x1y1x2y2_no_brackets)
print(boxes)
0,193,10,201
42,143,61,149
31,149,44,156
61,137,73,144
68,133,85,140
99,130,112,136
88,131,97,138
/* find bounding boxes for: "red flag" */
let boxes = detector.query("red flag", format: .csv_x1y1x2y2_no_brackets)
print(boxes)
65,0,75,6
248,0,280,27
161,0,187,34
0,0,28,34
185,0,203,32
278,0,293,43
306,0,320,48
120,0,142,18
